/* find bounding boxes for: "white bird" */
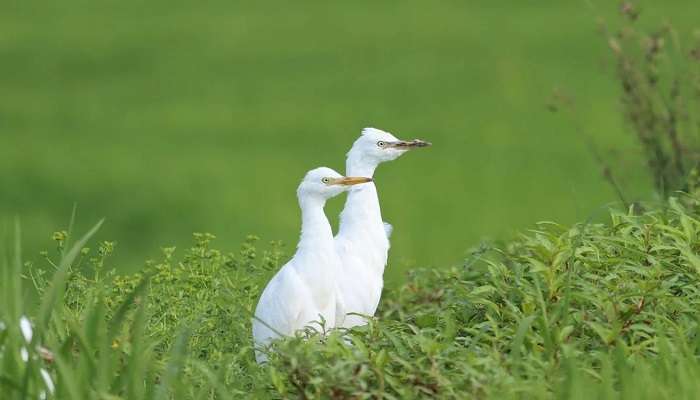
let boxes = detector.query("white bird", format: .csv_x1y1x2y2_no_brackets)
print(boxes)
335,128,430,328
252,167,372,362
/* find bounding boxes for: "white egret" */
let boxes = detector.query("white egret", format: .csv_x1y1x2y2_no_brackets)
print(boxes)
252,167,372,362
335,128,430,328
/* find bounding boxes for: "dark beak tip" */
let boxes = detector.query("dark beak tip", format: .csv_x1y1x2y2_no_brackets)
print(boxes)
414,140,432,147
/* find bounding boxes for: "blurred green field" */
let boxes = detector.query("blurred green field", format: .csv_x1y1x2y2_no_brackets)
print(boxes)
2,1,698,282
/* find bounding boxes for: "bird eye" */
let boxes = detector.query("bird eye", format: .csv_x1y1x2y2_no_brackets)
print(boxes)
321,177,331,184
377,141,386,147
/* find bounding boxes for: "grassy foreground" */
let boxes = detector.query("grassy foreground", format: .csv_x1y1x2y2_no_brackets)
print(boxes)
2,196,700,399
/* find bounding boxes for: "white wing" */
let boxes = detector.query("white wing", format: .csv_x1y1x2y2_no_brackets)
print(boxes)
252,265,307,362
383,222,393,239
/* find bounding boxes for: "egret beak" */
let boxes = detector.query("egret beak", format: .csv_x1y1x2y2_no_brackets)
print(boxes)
332,176,373,186
390,139,432,149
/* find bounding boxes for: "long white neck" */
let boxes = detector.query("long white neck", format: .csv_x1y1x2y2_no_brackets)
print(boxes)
346,151,378,178
296,196,334,254
338,152,384,238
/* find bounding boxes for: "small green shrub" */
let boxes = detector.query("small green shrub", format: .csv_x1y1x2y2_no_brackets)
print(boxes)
30,231,286,397
0,220,204,399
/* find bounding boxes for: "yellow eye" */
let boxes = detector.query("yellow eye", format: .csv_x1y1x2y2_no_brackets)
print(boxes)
377,141,386,147
322,177,331,184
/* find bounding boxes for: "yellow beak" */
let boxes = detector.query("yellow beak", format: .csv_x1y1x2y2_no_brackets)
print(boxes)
332,176,373,186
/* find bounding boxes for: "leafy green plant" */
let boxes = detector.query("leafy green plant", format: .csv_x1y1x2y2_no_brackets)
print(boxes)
1,218,228,400
3,195,700,399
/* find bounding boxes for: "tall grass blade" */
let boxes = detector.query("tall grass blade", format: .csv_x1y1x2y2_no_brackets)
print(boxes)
37,219,103,333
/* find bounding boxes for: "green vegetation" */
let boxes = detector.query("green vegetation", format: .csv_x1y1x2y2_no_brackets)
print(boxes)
2,194,700,399
3,1,700,399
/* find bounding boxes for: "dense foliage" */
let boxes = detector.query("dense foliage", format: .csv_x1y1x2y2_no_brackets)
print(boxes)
2,195,700,399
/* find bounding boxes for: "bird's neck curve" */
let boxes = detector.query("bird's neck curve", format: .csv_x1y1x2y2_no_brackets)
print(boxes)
339,153,385,239
297,196,334,251
346,151,379,178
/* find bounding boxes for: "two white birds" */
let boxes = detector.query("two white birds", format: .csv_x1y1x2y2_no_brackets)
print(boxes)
252,127,430,361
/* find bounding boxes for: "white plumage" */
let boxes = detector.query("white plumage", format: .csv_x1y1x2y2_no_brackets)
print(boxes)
252,167,372,362
335,128,430,328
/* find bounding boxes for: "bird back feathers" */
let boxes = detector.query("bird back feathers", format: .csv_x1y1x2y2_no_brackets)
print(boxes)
383,222,393,239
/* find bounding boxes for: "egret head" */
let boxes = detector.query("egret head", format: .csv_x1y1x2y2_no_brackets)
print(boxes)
347,127,431,169
297,167,372,201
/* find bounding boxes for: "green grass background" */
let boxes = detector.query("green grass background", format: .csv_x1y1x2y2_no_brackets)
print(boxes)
2,0,698,282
